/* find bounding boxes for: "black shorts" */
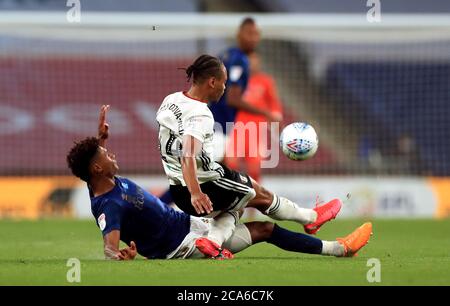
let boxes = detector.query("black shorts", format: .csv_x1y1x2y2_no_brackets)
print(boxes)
169,163,256,217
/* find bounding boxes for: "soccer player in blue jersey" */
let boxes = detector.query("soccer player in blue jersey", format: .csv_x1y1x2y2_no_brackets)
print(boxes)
209,17,281,133
66,105,372,260
66,105,234,260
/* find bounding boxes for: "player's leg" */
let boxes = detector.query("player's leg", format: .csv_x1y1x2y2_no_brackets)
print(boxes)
222,222,372,257
170,177,255,218
193,210,245,260
222,222,325,255
193,211,241,260
246,179,316,224
207,211,239,246
246,178,342,234
169,174,254,252
204,162,340,234
168,216,234,260
170,183,242,253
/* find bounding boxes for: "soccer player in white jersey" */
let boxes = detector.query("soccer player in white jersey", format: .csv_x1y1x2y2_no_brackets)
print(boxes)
67,105,371,261
157,54,343,245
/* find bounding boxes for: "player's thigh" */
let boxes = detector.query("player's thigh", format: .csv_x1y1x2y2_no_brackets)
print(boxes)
202,179,254,213
170,181,251,217
190,163,257,214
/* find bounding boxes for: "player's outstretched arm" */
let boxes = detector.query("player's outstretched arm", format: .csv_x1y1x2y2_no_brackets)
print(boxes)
98,104,110,147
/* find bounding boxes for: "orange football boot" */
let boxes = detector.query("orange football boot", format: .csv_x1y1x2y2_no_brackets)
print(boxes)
337,222,373,257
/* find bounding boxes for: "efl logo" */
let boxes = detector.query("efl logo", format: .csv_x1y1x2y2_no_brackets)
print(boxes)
66,0,81,23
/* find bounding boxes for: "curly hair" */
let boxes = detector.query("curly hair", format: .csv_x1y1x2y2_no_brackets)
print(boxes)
66,137,100,182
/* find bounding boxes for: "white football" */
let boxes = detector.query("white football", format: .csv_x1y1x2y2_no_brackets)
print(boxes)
280,122,318,161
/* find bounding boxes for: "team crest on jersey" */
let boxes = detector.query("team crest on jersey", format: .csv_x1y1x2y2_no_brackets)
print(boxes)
239,174,248,184
98,213,106,231
229,66,243,82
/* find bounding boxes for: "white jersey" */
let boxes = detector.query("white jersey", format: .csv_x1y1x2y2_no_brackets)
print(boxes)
156,91,224,186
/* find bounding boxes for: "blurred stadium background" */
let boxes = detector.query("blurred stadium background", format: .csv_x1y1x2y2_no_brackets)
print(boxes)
0,0,449,221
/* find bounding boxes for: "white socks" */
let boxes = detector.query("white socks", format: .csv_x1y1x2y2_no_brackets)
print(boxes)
321,241,345,257
265,194,317,225
207,211,239,245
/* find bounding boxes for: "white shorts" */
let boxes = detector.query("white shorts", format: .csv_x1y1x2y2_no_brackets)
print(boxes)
166,216,213,259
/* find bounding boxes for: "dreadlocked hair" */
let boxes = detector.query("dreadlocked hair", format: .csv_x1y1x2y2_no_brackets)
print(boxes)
184,54,223,83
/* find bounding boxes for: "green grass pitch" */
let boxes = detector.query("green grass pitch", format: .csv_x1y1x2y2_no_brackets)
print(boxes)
0,219,449,285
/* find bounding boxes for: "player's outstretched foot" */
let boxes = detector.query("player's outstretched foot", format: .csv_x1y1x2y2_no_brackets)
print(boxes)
337,222,373,257
195,238,234,260
304,198,342,234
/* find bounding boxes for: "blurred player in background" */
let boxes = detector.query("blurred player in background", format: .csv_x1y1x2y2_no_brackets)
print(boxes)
66,105,372,260
227,52,283,220
227,52,283,183
210,17,281,134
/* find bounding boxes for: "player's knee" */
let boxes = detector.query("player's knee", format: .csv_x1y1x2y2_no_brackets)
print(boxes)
246,221,275,243
261,221,275,238
254,221,274,241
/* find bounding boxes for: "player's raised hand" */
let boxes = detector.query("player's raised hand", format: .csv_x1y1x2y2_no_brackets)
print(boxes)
191,191,213,215
98,104,110,141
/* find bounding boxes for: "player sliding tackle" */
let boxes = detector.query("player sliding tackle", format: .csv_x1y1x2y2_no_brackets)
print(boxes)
157,54,351,245
66,105,372,260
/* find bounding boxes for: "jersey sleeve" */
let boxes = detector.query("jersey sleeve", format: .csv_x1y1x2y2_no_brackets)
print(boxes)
96,199,123,236
228,57,248,88
183,110,214,143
